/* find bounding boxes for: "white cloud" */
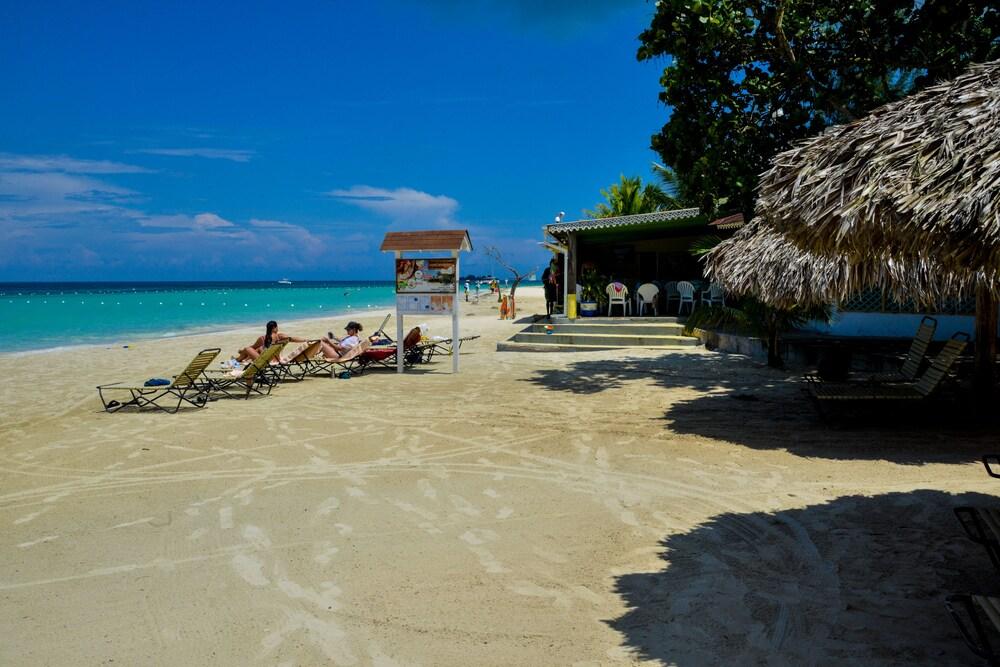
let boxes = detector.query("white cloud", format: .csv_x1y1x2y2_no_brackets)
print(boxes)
138,212,236,230
0,153,152,174
137,148,255,162
0,150,328,277
327,185,460,227
0,171,139,218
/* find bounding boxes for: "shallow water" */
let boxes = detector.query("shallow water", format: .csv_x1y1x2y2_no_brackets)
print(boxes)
0,281,396,353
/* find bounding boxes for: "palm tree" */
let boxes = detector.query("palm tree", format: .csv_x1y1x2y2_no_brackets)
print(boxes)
585,174,672,218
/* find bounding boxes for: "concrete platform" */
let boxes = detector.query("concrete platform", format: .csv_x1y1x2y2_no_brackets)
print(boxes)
499,317,700,352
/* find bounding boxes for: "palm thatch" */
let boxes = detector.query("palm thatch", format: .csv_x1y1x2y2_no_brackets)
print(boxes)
705,223,998,309
757,59,1000,274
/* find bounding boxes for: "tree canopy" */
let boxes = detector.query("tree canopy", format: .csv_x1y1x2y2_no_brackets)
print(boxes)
638,0,1000,217
585,174,678,218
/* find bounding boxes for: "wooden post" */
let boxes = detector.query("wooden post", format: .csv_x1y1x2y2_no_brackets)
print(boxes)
975,283,997,393
396,251,404,375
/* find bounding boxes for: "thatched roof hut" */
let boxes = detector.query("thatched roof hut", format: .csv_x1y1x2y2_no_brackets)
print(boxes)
705,223,997,309
733,59,1000,388
756,60,1000,274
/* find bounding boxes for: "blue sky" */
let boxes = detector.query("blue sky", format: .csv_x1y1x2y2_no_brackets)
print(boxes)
0,1,668,280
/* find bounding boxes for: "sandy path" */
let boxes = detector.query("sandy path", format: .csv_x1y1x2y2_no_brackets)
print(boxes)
2,287,998,665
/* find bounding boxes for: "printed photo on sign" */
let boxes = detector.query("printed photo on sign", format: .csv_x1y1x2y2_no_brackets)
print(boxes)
395,258,457,293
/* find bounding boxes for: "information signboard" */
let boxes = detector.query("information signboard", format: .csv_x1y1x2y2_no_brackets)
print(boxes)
396,293,455,314
395,258,457,294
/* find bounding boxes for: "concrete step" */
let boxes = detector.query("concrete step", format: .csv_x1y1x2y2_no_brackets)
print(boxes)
497,340,700,353
510,332,699,347
561,316,686,324
526,323,687,336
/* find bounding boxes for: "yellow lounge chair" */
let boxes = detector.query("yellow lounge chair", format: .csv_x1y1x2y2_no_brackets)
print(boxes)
203,341,287,399
97,347,221,413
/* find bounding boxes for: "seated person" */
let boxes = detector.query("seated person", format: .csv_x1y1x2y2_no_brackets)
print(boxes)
320,321,364,359
236,320,307,363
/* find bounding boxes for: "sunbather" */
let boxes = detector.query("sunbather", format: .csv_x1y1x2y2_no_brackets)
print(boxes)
319,321,365,359
236,320,307,363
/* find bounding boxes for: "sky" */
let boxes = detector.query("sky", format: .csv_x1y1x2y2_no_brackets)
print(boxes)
0,0,670,281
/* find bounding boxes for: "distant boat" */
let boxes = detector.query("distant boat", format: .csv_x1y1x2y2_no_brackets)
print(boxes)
277,278,293,285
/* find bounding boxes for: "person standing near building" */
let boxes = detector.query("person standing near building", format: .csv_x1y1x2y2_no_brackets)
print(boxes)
542,258,559,318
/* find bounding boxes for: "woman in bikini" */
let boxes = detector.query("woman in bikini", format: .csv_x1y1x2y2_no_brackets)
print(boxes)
235,320,308,363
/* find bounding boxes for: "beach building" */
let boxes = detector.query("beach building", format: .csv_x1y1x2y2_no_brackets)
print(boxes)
542,207,977,342
540,208,742,318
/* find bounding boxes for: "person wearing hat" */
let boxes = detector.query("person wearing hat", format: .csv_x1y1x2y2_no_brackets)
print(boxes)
322,321,363,357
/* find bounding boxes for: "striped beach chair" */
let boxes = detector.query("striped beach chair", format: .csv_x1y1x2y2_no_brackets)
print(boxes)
97,347,221,414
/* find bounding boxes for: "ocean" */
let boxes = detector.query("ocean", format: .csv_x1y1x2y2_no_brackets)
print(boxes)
0,281,399,354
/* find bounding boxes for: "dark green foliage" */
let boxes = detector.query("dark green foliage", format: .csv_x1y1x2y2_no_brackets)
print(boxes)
685,297,832,368
638,0,1000,218
585,174,674,218
579,267,609,305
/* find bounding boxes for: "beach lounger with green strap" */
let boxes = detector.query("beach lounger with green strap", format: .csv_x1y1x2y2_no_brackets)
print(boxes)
202,341,286,399
947,594,1000,665
97,347,221,414
954,456,1000,574
805,332,968,406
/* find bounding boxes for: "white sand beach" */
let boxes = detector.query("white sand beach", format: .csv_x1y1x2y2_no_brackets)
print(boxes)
2,285,998,665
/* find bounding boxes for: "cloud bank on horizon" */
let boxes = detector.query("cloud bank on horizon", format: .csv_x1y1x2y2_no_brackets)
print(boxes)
0,151,488,280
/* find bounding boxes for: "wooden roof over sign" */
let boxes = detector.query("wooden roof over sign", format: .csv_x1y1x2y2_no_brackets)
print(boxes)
380,230,473,252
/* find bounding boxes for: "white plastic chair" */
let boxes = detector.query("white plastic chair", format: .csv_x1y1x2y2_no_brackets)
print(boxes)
606,282,630,316
701,282,725,307
636,283,660,316
676,281,696,315
663,281,679,313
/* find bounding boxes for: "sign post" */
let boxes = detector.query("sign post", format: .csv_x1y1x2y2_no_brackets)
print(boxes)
381,230,472,374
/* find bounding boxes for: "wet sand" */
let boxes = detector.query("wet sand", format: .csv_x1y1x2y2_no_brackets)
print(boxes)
2,286,998,665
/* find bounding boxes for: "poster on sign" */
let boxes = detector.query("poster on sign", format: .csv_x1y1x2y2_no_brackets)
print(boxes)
395,258,457,293
396,293,454,314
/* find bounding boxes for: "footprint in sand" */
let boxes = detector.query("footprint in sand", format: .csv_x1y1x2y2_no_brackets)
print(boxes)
448,495,481,517
242,524,271,549
507,581,573,608
316,497,341,517
234,488,255,506
232,553,269,587
417,479,438,499
314,542,339,565
594,446,610,470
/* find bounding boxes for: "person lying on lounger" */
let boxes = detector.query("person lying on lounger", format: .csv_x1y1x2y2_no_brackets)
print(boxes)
235,320,307,363
319,321,364,359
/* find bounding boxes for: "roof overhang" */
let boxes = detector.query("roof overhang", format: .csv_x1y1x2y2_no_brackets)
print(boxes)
380,229,472,252
709,213,745,230
544,208,702,236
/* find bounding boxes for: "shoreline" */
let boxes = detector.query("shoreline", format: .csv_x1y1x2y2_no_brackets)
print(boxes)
3,305,398,359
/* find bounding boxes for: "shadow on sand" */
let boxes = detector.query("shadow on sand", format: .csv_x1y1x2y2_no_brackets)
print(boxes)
609,490,999,665
522,352,995,464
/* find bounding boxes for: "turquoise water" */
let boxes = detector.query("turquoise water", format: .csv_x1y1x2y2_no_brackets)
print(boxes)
0,281,397,353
